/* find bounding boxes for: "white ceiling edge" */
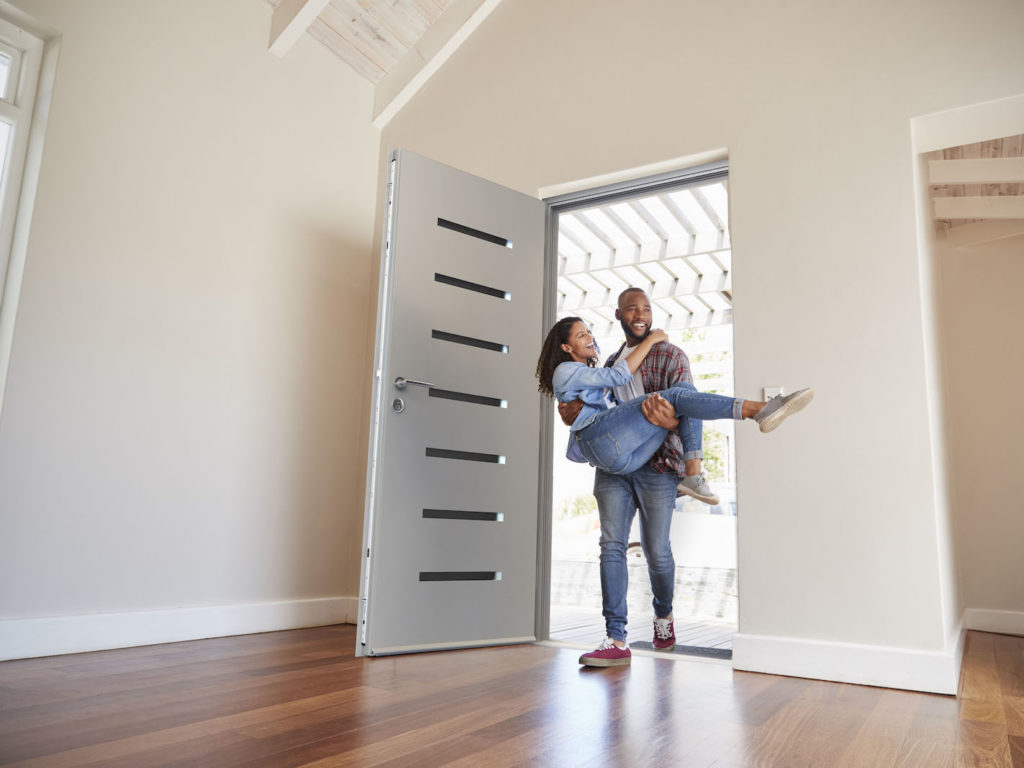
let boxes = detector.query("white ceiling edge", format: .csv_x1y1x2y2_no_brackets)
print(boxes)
536,148,730,201
269,0,331,58
912,92,1024,154
372,0,504,129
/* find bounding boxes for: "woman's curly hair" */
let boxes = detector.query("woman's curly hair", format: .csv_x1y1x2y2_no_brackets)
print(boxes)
535,316,597,398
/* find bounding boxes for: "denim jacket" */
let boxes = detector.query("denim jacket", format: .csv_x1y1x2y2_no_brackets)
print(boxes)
552,357,633,462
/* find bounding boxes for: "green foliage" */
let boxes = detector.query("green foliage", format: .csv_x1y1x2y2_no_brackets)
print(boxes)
700,428,728,482
556,493,597,521
676,327,732,482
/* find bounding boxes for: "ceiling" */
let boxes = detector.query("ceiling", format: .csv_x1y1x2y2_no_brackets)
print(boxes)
265,4,1023,251
925,133,1024,248
267,0,455,84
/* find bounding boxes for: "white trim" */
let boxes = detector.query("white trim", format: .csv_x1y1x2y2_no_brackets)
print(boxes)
911,92,1024,154
964,608,1024,637
0,596,357,661
369,634,536,656
268,0,331,58
949,621,967,695
732,632,961,695
537,148,729,200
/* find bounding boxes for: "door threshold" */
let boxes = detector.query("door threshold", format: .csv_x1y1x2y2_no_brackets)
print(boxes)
537,638,733,665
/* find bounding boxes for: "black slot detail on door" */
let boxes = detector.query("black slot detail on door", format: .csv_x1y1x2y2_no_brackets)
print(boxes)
434,272,511,300
423,509,504,522
436,218,512,248
419,571,503,582
432,330,508,354
426,447,506,463
428,388,507,408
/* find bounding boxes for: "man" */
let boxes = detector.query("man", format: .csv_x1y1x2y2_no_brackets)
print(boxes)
558,287,710,667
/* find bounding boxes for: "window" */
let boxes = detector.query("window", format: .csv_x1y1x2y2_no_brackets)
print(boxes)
0,10,55,411
0,19,43,301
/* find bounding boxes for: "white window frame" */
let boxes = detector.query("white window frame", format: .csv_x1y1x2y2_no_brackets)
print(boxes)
0,5,59,416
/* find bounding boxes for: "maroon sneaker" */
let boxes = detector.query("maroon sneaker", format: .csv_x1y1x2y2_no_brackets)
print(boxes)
653,618,676,651
578,637,631,667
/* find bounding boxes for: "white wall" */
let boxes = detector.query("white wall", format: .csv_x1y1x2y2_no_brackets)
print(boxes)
0,0,379,657
937,234,1024,631
378,0,1024,691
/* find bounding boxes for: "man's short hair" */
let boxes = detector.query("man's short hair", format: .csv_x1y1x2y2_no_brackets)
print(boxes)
617,286,647,306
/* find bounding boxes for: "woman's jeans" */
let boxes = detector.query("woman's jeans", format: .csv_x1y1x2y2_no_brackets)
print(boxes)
574,383,743,476
594,465,678,641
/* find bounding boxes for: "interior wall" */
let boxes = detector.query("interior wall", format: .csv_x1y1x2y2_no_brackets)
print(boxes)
377,0,1024,657
937,234,1024,616
0,0,379,629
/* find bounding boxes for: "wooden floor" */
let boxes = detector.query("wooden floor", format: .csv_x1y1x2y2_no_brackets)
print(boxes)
1,626,1022,767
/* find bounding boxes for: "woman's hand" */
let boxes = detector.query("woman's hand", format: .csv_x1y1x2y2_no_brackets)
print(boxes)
647,328,668,345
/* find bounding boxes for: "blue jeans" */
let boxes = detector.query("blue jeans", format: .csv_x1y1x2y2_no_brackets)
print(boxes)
574,383,743,476
594,465,679,642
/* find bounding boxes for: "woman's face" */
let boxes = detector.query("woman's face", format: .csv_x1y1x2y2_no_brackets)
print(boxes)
561,321,596,363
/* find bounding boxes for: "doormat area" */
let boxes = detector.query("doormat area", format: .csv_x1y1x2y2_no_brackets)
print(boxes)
629,641,733,660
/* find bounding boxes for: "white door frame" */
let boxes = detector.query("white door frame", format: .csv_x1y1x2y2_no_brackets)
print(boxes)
534,159,731,641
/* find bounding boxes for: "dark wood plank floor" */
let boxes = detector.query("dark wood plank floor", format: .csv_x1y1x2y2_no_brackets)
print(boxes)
0,626,1021,767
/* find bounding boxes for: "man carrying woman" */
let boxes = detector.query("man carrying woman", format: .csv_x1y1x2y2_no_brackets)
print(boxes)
540,288,812,666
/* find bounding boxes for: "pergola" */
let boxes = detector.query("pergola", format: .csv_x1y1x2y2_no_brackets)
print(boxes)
556,180,733,340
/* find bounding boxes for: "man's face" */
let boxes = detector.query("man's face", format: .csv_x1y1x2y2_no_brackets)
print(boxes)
616,291,653,344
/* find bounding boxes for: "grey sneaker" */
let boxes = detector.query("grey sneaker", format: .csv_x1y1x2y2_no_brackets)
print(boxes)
753,388,815,433
678,472,720,505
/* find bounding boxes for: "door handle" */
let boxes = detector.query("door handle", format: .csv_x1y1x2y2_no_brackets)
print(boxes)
394,377,434,390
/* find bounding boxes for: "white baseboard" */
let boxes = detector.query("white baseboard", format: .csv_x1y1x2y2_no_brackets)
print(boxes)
732,630,961,695
0,596,359,661
964,608,1024,637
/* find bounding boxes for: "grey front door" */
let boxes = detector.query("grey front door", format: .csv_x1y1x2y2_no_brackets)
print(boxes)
357,150,546,656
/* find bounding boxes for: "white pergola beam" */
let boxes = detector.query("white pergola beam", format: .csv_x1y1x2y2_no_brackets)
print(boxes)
929,157,1024,185
933,196,1024,220
269,0,331,58
945,219,1024,249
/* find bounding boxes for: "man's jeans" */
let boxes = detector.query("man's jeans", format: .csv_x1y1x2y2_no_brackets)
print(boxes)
576,383,743,476
594,465,679,642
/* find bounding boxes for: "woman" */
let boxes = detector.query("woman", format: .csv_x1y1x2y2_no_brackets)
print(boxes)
536,316,813,479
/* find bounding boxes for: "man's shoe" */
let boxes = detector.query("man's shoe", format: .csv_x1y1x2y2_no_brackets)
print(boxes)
678,472,720,505
653,618,676,651
578,637,631,667
753,388,815,433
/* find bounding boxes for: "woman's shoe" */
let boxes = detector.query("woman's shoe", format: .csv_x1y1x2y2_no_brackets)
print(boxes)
753,388,814,433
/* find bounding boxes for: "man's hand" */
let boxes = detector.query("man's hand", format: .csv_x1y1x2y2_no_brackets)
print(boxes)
557,399,584,427
641,393,679,429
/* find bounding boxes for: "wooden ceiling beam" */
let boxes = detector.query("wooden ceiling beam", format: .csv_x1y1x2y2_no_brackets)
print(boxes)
945,219,1024,249
929,158,1024,185
933,196,1024,220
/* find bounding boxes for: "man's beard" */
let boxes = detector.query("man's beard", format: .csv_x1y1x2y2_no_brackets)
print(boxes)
620,318,651,345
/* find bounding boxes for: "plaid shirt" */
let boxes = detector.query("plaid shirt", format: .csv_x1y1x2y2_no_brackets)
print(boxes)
605,340,693,474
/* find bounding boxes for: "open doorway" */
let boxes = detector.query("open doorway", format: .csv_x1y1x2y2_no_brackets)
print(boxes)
544,162,738,658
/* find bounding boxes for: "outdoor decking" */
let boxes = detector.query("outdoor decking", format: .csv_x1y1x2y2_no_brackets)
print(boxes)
549,605,735,658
